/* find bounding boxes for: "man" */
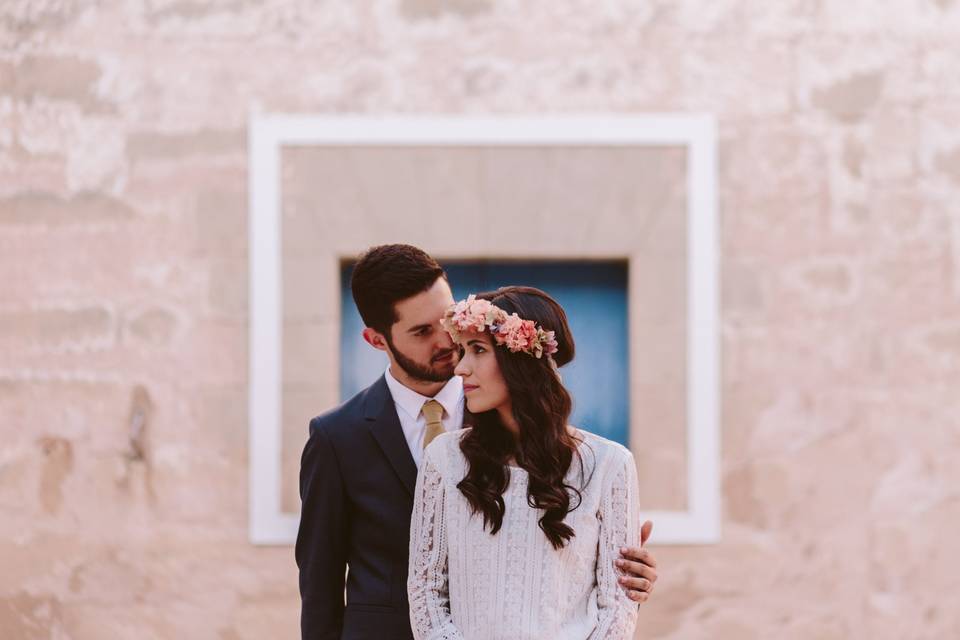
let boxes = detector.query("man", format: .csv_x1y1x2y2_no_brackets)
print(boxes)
297,244,659,639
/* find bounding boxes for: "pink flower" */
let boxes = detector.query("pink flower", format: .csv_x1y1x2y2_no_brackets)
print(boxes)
441,295,562,363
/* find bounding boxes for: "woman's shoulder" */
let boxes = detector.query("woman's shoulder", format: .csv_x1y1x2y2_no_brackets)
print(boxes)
431,427,471,449
422,428,470,473
572,427,634,467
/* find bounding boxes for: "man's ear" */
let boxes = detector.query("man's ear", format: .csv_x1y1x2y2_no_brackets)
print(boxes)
362,327,389,352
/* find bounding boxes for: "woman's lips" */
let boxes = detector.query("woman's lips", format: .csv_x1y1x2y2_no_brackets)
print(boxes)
463,384,479,394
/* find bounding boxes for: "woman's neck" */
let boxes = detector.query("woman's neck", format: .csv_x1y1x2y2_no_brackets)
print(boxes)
495,403,520,436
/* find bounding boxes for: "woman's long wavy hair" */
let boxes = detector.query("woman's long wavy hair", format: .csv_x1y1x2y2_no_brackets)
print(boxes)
456,286,587,550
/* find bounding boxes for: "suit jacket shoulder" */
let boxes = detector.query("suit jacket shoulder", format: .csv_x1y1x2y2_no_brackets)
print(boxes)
308,375,390,441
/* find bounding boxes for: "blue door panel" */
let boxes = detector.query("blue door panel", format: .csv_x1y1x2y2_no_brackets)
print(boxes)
339,262,629,446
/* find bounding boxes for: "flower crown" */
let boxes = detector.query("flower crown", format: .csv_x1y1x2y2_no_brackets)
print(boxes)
440,294,560,360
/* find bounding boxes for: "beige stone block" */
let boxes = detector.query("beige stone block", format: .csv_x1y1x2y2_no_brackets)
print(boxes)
178,322,247,386
723,462,769,530
629,253,686,324
682,37,795,116
812,70,885,124
631,321,686,384
193,189,248,257
630,561,707,638
936,145,960,184
149,450,245,522
66,119,127,192
777,255,860,310
15,55,113,113
279,144,687,260
635,449,687,511
282,319,339,391
817,0,945,34
749,389,837,459
36,436,74,515
0,591,69,639
0,306,114,351
721,119,829,203
399,0,492,20
227,598,300,640
920,45,960,99
905,319,960,373
207,257,248,318
953,210,960,301
723,258,766,315
127,129,244,163
187,385,247,466
630,376,687,511
123,306,179,347
797,36,917,116
0,191,135,227
282,254,338,322
282,147,411,255
630,380,686,450
281,388,328,514
0,59,14,93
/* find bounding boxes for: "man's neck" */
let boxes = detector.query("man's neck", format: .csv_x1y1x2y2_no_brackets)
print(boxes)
389,367,448,398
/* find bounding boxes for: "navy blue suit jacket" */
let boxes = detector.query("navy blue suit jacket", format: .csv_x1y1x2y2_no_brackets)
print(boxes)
296,375,468,640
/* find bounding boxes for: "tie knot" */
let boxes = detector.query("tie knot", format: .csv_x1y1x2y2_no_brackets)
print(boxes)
421,399,445,424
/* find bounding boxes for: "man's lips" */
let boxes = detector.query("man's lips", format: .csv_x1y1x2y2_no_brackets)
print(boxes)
463,384,479,393
433,351,455,363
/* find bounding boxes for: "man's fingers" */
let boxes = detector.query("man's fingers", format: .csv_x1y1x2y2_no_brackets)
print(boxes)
640,520,653,546
618,575,653,592
616,558,658,582
618,546,658,569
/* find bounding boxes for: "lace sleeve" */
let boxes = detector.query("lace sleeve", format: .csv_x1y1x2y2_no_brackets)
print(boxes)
589,449,641,640
407,445,465,640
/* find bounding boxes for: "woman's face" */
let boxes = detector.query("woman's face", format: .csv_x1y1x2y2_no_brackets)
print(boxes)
453,329,510,415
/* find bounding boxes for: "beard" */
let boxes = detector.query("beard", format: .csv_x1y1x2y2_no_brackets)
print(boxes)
385,333,458,384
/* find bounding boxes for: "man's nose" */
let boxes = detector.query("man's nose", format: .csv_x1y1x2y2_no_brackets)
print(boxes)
436,331,454,349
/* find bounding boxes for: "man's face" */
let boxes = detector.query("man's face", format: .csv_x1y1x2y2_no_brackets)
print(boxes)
384,277,459,383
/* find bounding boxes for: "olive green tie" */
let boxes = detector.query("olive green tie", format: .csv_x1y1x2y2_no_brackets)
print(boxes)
421,399,445,450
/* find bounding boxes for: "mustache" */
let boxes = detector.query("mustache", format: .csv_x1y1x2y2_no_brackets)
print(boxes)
432,349,457,362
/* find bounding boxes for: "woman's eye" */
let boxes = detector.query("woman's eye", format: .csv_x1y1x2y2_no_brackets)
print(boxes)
473,346,486,354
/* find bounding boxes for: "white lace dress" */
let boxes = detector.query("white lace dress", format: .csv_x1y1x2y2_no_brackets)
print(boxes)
407,428,640,640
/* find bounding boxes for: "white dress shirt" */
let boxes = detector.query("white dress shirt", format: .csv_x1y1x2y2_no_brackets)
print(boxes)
384,366,465,468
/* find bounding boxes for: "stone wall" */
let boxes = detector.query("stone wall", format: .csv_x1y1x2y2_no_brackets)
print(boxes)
2,1,960,638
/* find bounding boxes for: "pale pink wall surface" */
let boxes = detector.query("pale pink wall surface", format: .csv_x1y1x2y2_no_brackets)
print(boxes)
2,2,960,639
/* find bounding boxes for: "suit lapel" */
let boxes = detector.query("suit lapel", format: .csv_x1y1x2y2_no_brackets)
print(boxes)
364,376,418,498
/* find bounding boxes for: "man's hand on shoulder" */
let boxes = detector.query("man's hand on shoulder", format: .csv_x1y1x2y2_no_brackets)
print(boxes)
616,520,658,603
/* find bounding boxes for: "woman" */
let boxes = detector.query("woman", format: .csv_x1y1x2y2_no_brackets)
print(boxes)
407,286,640,640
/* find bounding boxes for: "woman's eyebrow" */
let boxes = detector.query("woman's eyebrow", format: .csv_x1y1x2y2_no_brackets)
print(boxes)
466,339,485,347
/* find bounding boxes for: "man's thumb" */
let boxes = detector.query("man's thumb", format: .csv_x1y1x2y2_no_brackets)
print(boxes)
640,520,653,546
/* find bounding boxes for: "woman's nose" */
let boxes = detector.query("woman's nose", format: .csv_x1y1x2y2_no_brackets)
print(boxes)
454,357,469,377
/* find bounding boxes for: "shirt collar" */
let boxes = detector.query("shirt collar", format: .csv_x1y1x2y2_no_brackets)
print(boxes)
384,366,463,420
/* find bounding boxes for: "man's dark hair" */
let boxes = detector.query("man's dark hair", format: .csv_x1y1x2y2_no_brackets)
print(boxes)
350,244,446,335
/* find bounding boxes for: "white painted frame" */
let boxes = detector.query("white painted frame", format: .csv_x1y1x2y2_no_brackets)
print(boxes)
248,115,720,545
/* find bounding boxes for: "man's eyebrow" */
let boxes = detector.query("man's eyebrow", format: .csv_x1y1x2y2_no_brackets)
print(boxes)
407,323,433,333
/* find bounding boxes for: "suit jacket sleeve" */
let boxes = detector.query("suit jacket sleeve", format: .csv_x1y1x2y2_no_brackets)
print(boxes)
296,417,348,640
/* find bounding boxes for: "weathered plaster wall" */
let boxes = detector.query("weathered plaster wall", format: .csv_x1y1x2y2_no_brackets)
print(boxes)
2,1,960,638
